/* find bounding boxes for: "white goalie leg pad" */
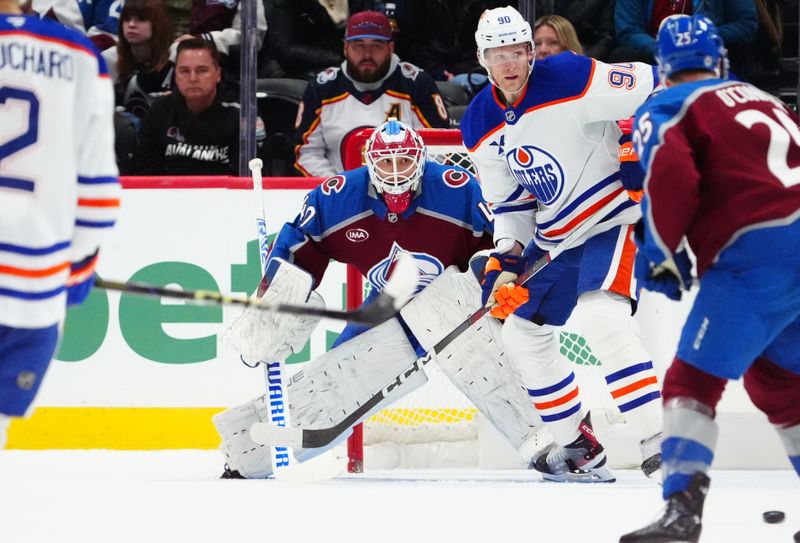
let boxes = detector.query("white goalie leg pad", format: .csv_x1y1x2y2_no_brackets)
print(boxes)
212,396,273,478
288,317,428,442
220,258,325,362
572,290,662,443
215,318,427,476
400,266,550,463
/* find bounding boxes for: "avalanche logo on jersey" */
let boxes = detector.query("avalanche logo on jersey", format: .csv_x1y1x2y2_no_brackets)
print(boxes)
505,145,565,205
367,242,444,295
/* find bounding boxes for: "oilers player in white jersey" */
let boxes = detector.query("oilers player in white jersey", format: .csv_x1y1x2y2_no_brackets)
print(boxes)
461,6,663,482
216,120,548,479
0,0,120,447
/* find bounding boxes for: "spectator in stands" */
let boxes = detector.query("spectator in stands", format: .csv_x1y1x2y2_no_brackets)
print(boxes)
533,14,583,60
133,39,264,175
394,0,507,87
294,10,449,177
260,0,372,80
30,0,120,50
105,0,174,124
165,0,191,37
610,0,757,75
535,0,616,61
170,0,267,78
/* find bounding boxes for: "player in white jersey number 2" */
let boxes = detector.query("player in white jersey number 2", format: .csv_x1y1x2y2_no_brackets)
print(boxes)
461,6,662,482
0,0,120,447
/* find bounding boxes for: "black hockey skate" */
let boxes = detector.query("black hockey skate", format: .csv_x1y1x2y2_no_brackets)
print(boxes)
639,432,663,478
619,472,710,543
531,412,616,483
220,463,245,479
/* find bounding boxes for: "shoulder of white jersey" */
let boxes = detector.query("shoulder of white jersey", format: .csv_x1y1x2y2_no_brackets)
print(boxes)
460,85,507,152
635,78,727,168
312,66,346,93
397,61,422,81
516,52,595,110
1,15,109,77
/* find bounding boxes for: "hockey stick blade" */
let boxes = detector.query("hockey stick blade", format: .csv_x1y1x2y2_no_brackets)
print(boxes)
95,255,417,325
248,191,633,449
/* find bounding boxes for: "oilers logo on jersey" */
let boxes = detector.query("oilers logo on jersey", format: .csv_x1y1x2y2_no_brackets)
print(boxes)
505,145,565,205
367,242,444,295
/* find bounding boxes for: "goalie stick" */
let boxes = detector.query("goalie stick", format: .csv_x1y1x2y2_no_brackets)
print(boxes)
248,157,342,482
94,261,416,325
249,190,634,449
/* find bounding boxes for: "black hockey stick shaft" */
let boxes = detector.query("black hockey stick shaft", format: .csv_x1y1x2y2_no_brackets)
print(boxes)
249,191,633,449
95,264,413,325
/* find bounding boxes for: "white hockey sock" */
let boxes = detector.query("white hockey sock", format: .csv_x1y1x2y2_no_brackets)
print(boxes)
502,314,584,445
575,291,662,442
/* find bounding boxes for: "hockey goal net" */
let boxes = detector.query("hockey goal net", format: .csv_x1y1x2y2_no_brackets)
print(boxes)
341,128,609,472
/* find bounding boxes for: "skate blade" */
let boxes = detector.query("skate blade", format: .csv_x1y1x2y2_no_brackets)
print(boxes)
271,452,346,483
540,465,616,483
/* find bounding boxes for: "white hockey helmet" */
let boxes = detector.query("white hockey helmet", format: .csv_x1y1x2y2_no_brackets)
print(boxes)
365,119,426,214
475,6,534,87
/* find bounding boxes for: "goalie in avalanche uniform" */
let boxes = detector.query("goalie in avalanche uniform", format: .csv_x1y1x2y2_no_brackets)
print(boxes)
461,6,664,483
621,16,800,543
215,120,548,478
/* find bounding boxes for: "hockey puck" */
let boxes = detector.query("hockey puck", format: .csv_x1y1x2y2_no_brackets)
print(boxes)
762,510,785,524
794,529,799,542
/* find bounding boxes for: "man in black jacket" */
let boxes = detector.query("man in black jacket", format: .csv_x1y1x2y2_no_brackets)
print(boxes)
261,0,373,80
134,39,263,175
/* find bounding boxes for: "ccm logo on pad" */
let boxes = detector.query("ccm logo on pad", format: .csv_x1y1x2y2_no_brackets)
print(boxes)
346,229,369,242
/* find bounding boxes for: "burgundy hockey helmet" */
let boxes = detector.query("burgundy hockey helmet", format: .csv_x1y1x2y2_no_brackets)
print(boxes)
364,119,427,214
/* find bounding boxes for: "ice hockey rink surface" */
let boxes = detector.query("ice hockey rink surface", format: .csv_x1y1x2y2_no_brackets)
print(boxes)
0,450,796,543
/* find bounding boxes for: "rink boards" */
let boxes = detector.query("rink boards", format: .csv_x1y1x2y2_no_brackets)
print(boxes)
5,178,787,469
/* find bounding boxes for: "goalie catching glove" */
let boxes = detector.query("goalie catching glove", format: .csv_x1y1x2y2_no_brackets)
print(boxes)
220,258,325,362
481,252,529,319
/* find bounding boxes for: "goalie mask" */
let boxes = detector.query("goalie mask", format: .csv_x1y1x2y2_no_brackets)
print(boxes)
475,6,534,93
656,15,728,83
365,119,426,214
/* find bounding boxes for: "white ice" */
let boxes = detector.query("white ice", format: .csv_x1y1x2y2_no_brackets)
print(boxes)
0,450,797,543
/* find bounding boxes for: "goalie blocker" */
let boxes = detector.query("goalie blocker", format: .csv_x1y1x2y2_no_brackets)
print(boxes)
215,264,550,478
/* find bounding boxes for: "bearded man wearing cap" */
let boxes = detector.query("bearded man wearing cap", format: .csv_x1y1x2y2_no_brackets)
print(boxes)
294,10,450,178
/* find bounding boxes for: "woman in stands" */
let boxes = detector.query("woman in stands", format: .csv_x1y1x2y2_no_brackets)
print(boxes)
106,0,174,123
533,15,583,60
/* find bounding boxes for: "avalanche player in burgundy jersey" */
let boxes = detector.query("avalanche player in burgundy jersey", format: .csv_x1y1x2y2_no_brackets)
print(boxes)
269,119,493,343
461,6,663,483
621,16,800,543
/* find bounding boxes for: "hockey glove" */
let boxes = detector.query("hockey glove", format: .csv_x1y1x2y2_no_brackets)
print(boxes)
633,223,692,301
481,253,529,318
618,118,645,201
66,250,99,306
